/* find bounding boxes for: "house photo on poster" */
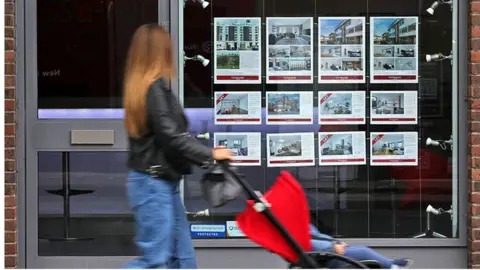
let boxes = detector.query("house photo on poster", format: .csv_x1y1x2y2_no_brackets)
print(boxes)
266,17,313,84
214,91,262,125
370,17,419,84
370,132,418,166
318,17,366,84
267,132,315,167
214,132,262,166
266,91,314,125
214,18,262,84
318,132,366,166
318,91,366,125
370,91,418,124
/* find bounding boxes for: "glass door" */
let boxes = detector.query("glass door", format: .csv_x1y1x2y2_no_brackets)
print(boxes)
24,0,167,268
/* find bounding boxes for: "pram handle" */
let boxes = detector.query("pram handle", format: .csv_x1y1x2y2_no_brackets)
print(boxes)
218,161,320,269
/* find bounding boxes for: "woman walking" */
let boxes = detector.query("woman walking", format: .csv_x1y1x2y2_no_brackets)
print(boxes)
123,24,232,269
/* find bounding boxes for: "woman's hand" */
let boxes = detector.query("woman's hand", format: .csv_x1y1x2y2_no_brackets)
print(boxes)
334,244,347,255
212,146,233,161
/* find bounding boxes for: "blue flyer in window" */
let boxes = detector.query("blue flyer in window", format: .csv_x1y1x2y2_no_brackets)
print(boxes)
190,224,226,238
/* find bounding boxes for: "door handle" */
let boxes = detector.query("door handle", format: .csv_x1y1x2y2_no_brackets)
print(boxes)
196,132,210,140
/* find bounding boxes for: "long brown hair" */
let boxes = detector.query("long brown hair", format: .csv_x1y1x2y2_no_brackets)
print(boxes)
123,24,176,138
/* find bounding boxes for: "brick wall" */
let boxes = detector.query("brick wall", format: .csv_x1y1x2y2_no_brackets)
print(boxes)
5,0,17,268
472,0,480,268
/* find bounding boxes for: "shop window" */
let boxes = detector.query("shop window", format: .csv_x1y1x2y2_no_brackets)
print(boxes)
37,0,158,118
182,0,457,240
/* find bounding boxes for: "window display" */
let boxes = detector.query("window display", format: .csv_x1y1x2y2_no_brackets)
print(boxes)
370,91,418,124
266,17,314,84
180,0,457,240
370,17,419,84
214,132,262,166
318,17,366,84
318,132,367,166
214,91,262,124
266,91,314,125
214,18,262,84
267,132,315,167
318,91,366,125
370,132,419,166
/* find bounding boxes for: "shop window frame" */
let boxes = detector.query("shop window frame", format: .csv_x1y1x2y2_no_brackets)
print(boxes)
171,0,468,248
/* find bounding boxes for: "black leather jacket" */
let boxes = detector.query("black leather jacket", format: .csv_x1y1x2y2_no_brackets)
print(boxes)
127,78,213,180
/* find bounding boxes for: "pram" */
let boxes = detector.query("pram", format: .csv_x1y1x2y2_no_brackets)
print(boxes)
204,162,385,269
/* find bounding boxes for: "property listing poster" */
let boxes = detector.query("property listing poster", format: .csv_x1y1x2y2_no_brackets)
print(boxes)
318,132,366,166
266,91,314,125
214,18,262,84
370,91,418,124
214,91,262,125
266,17,314,84
213,132,262,166
318,17,366,83
370,17,419,84
370,132,418,166
267,132,315,167
318,91,366,125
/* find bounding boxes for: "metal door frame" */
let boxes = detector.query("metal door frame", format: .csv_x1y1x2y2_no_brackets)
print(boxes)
21,0,170,268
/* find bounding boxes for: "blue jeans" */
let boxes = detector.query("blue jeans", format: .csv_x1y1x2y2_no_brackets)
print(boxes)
124,171,197,269
323,245,393,268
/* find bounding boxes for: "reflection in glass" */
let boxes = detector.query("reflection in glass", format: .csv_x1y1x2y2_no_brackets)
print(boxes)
38,152,135,256
182,0,457,240
37,0,158,111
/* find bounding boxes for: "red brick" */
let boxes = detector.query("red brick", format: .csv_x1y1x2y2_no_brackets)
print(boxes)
5,62,15,75
5,137,14,148
5,75,15,88
5,40,14,52
5,28,14,39
473,28,480,38
5,255,16,268
474,15,480,27
5,100,14,111
5,196,15,208
5,88,14,99
473,2,480,13
5,184,15,196
5,232,15,243
473,52,480,63
5,51,14,63
473,100,480,110
5,220,16,232
472,145,480,156
5,243,16,255
472,217,480,228
4,173,15,184
5,2,15,15
5,15,14,27
5,160,14,171
5,112,14,124
5,208,15,220
5,125,15,136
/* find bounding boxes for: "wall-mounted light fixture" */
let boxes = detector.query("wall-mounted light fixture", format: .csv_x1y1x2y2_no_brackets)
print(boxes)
425,51,453,64
184,52,210,67
426,0,453,15
184,0,209,9
426,135,453,150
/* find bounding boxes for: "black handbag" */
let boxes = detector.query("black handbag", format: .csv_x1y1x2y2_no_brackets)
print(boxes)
201,162,244,208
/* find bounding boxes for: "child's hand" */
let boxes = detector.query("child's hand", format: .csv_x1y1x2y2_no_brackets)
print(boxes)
334,244,347,255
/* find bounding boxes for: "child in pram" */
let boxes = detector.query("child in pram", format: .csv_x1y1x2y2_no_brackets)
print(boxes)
309,224,412,269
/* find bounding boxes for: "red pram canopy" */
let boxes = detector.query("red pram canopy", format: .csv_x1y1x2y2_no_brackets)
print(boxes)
236,171,313,264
